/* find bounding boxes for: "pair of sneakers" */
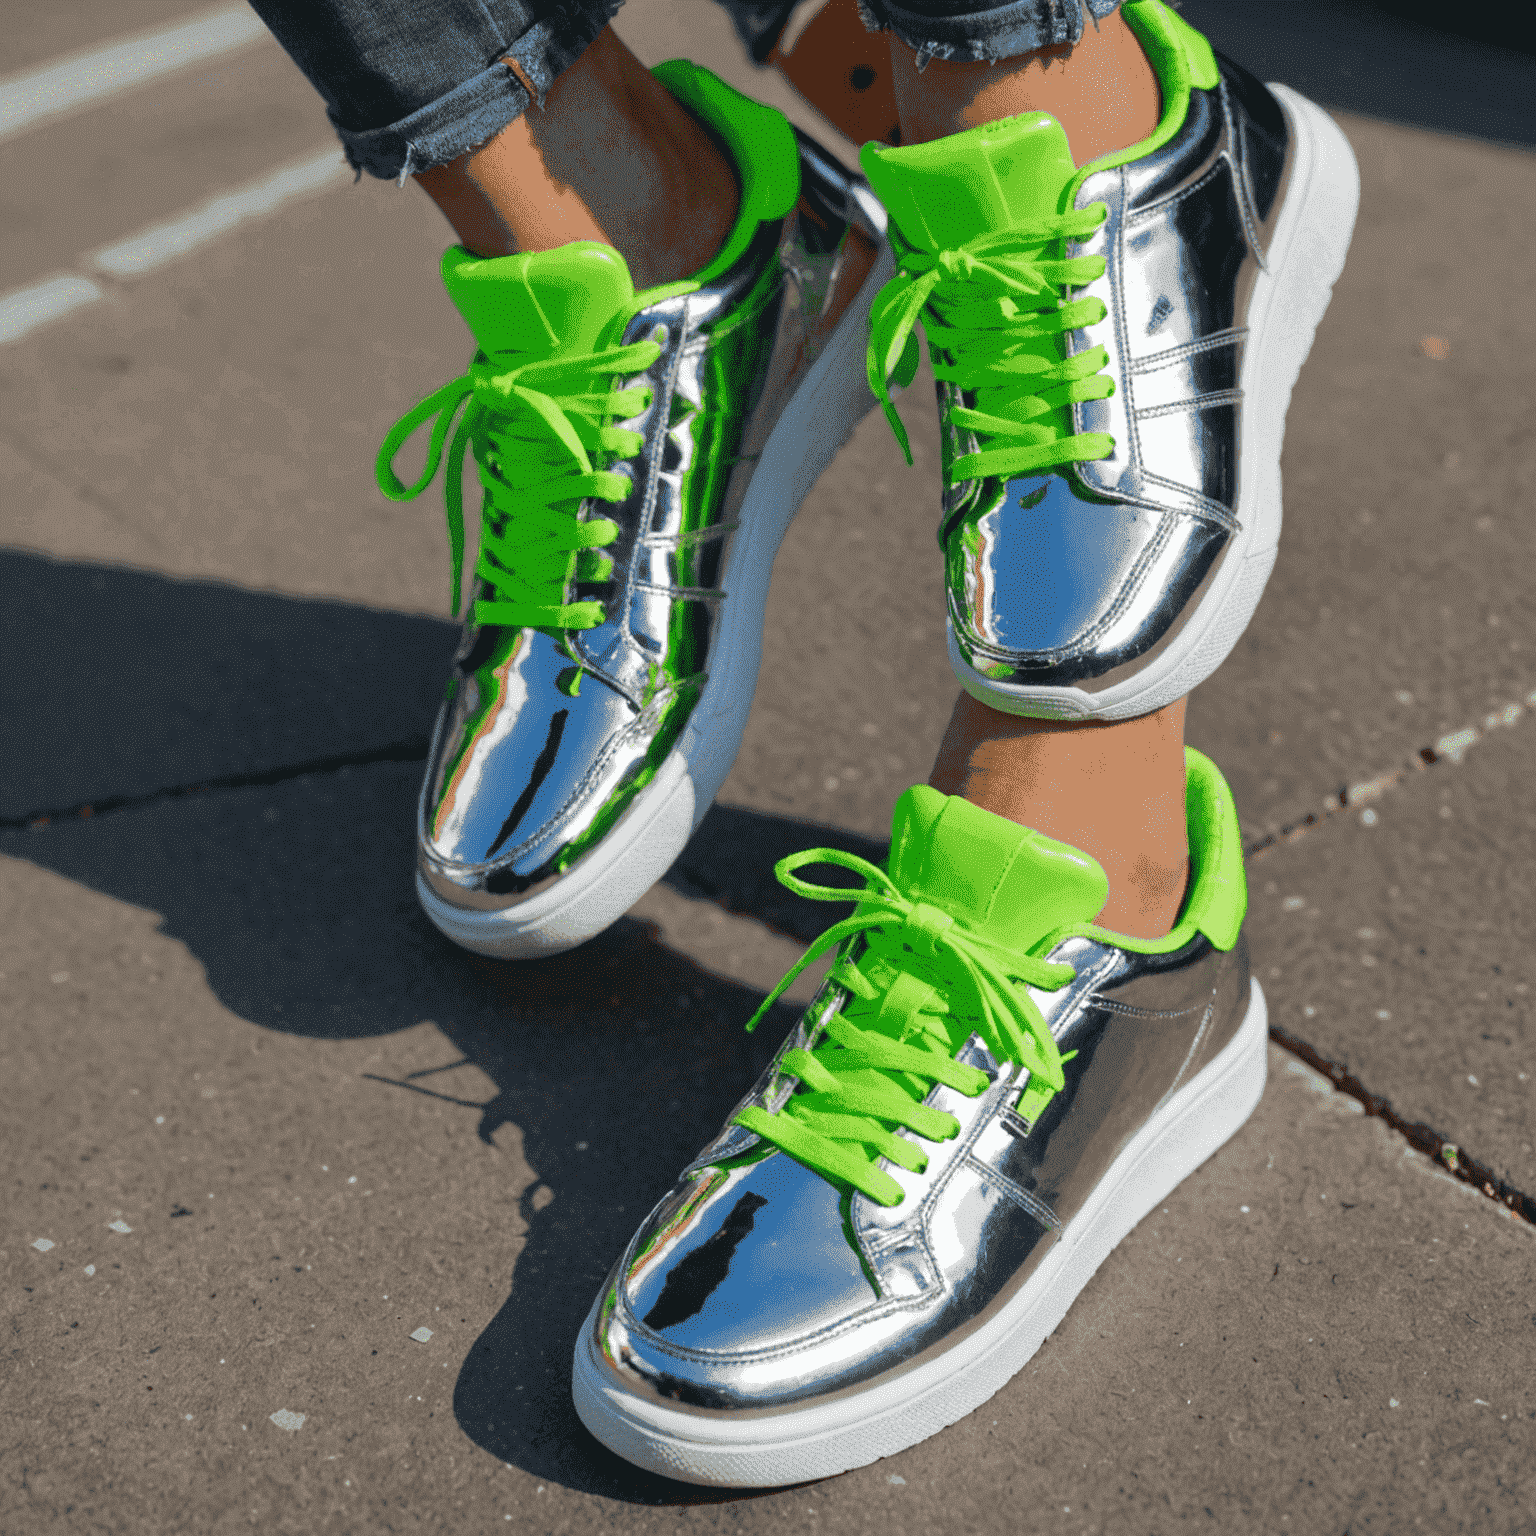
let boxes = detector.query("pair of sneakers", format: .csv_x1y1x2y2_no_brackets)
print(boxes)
379,0,1357,1486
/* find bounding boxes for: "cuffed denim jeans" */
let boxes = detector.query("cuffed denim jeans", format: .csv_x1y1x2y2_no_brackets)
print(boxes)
247,0,1122,181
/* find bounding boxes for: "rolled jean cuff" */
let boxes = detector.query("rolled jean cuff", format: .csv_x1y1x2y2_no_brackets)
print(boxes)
332,2,622,180
858,0,1120,64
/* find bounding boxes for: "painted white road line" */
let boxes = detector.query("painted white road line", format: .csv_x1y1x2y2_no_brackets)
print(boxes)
0,4,271,144
0,275,105,345
2,145,349,345
92,146,348,277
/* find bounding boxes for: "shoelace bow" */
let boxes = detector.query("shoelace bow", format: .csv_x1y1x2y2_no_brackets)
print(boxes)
375,332,664,692
866,207,1117,481
733,848,1077,1207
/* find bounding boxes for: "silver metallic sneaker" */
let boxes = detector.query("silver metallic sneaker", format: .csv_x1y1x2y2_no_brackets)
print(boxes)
574,749,1265,1485
378,62,891,957
860,0,1359,721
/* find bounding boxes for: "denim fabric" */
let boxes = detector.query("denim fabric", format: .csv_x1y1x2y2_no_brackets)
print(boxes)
248,0,623,179
857,0,1122,64
251,0,1122,180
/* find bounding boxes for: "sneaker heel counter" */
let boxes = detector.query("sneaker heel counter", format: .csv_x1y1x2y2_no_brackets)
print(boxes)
1202,930,1253,1073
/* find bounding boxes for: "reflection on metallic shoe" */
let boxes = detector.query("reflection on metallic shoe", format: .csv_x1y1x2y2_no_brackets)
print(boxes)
378,61,892,956
575,748,1266,1486
862,0,1360,721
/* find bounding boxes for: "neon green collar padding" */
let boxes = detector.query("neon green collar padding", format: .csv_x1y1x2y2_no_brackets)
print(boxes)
1058,746,1247,957
651,59,800,285
1069,0,1220,200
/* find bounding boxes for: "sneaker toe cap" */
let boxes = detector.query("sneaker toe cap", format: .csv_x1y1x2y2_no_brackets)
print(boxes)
588,1152,885,1412
947,474,1229,681
417,630,659,911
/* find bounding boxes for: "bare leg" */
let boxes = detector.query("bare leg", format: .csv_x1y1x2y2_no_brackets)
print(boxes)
414,28,739,288
895,12,1184,938
888,6,1161,164
930,697,1190,938
412,8,1181,930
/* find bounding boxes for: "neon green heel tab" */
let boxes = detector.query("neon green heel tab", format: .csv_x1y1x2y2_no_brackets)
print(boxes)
1050,747,1246,957
1176,745,1247,950
1067,0,1219,202
651,59,800,285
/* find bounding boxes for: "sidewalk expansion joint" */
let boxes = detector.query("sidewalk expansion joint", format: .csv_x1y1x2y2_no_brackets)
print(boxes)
1242,687,1535,861
0,737,430,831
1267,1022,1534,1229
1235,689,1536,1225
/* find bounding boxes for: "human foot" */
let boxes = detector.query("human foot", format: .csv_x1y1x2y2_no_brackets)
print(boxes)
574,748,1260,1484
379,64,894,957
863,0,1360,722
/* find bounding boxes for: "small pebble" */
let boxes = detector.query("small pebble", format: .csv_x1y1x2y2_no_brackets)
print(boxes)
32,1238,55,1252
107,1220,132,1235
269,1410,306,1432
410,1327,434,1343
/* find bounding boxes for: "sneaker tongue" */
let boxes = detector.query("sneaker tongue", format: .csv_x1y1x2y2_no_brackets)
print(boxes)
860,112,1078,252
887,785,1107,953
440,242,636,360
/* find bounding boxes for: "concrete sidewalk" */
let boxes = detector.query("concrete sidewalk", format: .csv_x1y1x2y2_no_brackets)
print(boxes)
2,1,1532,1530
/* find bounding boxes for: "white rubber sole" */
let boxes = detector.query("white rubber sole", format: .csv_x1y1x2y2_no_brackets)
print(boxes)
573,978,1269,1487
956,86,1361,722
417,240,896,959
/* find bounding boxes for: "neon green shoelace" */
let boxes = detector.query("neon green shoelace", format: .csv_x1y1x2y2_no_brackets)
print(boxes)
375,333,665,688
734,849,1078,1207
866,206,1117,479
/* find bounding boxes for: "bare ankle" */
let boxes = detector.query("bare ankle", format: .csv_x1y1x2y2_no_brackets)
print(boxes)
1099,849,1190,937
930,693,1189,939
889,8,1161,162
414,28,738,289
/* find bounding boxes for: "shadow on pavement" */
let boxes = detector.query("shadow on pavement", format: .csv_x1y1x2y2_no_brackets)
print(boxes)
4,755,813,1499
670,802,887,945
0,555,881,1500
0,549,458,821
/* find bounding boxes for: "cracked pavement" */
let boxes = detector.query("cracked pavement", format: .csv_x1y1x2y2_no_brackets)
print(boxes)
2,0,1533,1530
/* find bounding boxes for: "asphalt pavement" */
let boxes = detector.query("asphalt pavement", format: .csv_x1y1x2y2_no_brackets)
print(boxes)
2,1,1533,1530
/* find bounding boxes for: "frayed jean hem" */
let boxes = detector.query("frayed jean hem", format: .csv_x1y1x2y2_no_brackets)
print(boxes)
857,0,1120,65
335,60,534,181
319,2,622,181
